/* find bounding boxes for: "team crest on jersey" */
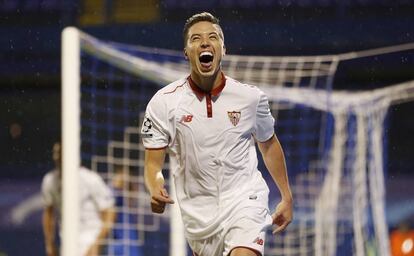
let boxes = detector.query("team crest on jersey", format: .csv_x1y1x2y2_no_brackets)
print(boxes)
227,111,241,126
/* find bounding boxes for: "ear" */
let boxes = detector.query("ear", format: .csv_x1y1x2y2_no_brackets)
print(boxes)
222,44,226,56
184,48,188,60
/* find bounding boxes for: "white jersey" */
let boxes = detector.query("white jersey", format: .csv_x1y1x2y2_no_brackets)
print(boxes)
41,167,114,255
142,74,275,239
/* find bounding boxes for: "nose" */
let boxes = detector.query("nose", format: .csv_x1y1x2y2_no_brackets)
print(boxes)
200,36,210,48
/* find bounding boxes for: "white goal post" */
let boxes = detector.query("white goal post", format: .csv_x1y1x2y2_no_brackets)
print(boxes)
61,27,80,256
61,27,187,256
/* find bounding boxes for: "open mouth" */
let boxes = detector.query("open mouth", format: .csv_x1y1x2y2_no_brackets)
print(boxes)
199,52,214,68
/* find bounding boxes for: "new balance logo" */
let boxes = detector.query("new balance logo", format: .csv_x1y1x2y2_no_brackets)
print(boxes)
180,115,193,123
253,237,264,246
249,194,257,200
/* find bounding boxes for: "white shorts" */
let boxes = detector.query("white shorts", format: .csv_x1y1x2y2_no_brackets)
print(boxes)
188,206,272,256
78,228,100,256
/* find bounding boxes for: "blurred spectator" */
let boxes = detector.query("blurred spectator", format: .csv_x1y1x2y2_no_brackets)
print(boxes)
41,142,116,256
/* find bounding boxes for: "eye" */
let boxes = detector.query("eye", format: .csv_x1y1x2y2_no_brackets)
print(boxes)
209,34,218,40
191,36,200,42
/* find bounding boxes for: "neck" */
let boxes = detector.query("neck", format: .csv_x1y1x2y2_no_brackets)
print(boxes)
190,69,222,93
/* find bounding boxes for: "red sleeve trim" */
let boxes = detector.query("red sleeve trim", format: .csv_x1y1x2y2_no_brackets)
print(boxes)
163,81,186,94
145,146,168,150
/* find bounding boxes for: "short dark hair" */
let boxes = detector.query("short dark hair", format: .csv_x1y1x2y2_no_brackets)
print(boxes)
183,12,223,46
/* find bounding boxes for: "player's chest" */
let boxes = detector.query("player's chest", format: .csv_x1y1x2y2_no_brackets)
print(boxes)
174,95,255,135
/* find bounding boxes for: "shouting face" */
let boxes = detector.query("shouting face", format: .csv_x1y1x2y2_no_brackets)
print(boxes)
184,21,226,79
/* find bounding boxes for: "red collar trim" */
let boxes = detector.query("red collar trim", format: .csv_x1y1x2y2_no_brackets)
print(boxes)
187,72,226,98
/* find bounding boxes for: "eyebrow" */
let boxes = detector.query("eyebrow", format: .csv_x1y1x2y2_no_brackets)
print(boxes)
189,31,220,38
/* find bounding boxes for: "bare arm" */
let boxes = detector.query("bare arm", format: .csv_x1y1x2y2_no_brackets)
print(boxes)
97,207,116,241
144,149,174,214
258,134,293,234
42,205,58,256
86,207,116,256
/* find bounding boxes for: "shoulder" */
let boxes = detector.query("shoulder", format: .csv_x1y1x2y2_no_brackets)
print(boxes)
156,78,188,98
78,167,98,183
79,168,104,191
146,78,187,110
41,170,58,193
225,76,264,100
42,170,57,186
79,166,99,179
79,167,110,187
147,78,188,111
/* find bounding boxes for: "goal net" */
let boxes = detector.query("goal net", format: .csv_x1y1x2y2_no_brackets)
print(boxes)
61,27,414,256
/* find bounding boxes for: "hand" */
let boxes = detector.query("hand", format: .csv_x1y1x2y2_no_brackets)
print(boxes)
85,242,100,256
271,199,293,234
151,187,174,214
46,245,58,256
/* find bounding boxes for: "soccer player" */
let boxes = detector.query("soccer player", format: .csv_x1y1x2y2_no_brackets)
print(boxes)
41,142,116,256
142,12,293,256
